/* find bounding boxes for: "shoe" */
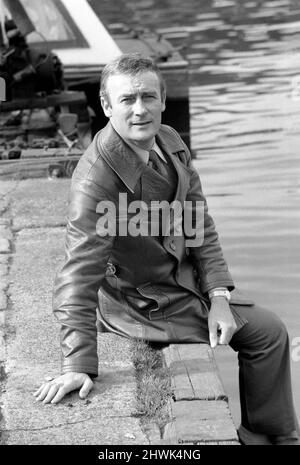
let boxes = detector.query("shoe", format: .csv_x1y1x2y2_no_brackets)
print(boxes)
237,425,273,445
272,438,299,445
270,431,300,445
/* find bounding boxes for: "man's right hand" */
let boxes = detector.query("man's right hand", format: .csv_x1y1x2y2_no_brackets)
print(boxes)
33,372,94,404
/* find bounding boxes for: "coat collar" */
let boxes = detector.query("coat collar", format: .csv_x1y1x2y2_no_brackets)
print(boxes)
96,122,190,193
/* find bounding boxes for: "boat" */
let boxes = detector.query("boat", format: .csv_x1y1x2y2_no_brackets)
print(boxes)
0,0,190,179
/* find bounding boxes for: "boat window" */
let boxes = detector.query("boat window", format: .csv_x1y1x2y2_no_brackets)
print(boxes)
23,0,75,42
3,0,88,48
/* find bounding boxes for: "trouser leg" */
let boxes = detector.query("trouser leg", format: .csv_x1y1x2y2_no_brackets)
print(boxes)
229,304,298,436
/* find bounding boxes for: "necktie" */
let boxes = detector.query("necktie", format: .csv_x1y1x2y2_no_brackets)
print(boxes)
148,149,166,176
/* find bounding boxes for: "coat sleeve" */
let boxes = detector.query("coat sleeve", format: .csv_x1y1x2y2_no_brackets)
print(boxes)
53,176,115,376
179,139,235,295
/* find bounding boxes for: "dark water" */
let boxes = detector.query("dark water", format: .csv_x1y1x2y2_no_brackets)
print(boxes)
97,0,300,427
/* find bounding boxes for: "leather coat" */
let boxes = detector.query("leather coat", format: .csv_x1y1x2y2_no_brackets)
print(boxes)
53,122,251,376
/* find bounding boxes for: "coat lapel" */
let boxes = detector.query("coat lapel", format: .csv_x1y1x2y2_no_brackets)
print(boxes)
156,129,192,204
97,123,147,193
97,122,193,202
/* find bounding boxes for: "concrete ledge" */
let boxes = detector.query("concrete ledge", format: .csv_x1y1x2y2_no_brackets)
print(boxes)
162,344,239,445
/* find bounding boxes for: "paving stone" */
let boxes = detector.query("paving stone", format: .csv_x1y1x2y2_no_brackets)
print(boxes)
0,329,5,361
164,400,238,444
0,276,9,291
0,181,18,198
0,199,9,215
0,291,8,310
162,344,237,444
8,179,70,230
0,263,9,277
0,218,12,226
0,226,13,241
0,255,9,264
0,239,10,254
163,344,227,401
6,416,148,445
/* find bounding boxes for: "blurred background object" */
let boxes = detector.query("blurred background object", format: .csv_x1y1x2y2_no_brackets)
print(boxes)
0,0,191,178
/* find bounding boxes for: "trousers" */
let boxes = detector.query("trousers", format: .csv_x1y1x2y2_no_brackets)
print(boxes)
229,304,298,436
98,287,299,437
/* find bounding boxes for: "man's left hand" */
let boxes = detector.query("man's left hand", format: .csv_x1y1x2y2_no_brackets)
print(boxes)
208,297,237,348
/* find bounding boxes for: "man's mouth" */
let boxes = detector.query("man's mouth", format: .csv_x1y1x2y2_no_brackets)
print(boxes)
132,121,151,126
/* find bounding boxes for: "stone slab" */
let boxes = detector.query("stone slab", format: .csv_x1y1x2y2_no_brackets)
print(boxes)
5,416,147,445
0,262,9,277
0,255,9,265
0,219,12,226
0,239,10,254
0,276,9,291
0,199,9,215
0,226,12,240
0,292,7,311
163,344,227,401
6,179,70,230
2,364,146,445
0,330,5,361
164,400,239,444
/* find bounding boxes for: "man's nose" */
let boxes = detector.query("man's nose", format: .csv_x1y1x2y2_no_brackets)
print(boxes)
132,98,147,115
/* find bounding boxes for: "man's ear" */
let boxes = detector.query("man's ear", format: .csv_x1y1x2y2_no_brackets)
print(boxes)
161,89,166,113
100,96,112,118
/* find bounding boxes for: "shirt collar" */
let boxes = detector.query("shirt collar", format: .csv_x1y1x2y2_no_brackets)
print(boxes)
109,122,167,164
124,139,167,164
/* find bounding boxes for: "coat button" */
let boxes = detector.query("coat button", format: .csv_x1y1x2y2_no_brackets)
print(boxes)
170,241,176,251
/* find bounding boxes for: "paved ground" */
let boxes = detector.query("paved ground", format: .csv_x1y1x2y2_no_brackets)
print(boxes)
0,179,148,445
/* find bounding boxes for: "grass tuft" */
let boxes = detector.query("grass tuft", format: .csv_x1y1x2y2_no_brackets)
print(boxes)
130,339,172,431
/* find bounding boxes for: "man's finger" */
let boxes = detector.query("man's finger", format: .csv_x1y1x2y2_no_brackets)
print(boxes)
218,325,235,345
35,384,51,402
42,384,60,404
219,331,229,345
208,317,219,348
33,383,46,397
51,386,67,404
209,327,218,348
79,377,94,399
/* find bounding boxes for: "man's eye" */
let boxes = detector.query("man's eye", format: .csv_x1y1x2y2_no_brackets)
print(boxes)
121,97,134,103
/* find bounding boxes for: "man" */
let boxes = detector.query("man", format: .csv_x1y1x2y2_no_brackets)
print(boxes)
34,54,299,445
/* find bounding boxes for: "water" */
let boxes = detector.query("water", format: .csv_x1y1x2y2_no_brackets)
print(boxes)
98,0,300,427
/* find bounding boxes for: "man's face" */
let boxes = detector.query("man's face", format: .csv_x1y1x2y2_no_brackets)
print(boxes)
101,71,166,150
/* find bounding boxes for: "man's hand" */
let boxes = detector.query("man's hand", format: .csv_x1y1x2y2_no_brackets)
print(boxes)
33,372,94,404
208,297,237,348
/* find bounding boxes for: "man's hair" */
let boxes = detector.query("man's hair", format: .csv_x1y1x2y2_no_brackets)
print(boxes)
99,53,166,101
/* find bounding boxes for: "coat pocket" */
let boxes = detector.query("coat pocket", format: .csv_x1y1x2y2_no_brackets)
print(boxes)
136,283,169,319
